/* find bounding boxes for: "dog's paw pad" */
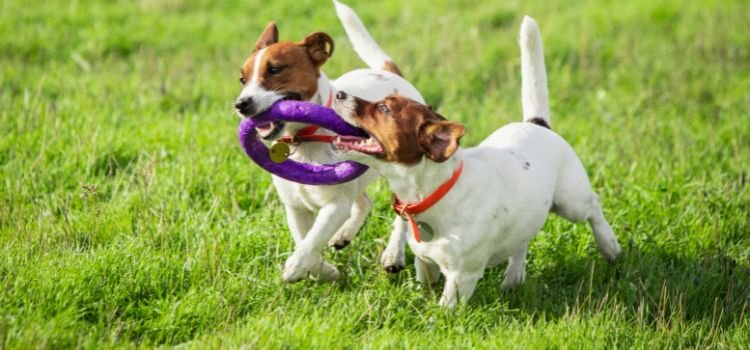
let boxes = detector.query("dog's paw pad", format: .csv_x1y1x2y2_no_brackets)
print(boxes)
380,249,405,273
331,240,351,250
384,263,405,274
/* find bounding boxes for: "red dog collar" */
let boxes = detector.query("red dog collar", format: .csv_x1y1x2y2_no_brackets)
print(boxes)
392,161,464,242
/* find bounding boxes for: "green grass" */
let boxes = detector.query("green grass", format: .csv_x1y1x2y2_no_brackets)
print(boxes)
1,0,749,348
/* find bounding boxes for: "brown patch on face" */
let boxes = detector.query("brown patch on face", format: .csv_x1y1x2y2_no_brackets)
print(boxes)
349,95,465,164
239,28,336,101
382,60,403,77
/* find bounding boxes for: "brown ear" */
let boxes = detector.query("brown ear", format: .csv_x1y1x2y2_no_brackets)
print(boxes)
418,120,465,162
302,32,334,66
254,22,279,51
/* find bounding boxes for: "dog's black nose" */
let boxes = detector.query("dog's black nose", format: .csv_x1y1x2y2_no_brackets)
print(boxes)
235,97,256,116
336,91,348,100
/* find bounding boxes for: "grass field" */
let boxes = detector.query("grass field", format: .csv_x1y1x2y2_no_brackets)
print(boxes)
1,0,749,348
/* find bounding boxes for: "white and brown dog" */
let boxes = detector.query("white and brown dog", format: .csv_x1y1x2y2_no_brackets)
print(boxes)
234,1,423,282
332,17,621,306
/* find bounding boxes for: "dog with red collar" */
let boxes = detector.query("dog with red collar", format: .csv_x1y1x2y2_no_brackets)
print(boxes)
332,17,621,306
234,1,424,282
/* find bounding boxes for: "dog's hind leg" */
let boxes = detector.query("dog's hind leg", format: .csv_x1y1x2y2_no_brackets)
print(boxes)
555,193,621,263
329,193,373,249
501,240,529,290
585,195,621,262
552,163,621,262
381,217,407,273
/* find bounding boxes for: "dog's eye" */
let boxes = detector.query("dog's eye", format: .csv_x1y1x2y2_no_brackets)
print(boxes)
267,66,283,75
239,77,247,85
377,104,390,115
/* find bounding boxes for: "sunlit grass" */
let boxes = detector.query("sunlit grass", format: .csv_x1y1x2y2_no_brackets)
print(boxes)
1,0,748,348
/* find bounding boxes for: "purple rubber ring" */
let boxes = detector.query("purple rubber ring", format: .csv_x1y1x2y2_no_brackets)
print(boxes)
238,101,370,185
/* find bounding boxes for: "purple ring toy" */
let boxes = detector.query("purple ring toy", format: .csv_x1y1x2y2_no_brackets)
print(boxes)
238,101,369,185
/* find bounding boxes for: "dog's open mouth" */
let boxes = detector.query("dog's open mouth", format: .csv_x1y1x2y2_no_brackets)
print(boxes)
253,93,302,140
255,120,285,140
333,134,384,156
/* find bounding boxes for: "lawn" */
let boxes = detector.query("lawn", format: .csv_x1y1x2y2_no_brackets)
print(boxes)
1,0,749,348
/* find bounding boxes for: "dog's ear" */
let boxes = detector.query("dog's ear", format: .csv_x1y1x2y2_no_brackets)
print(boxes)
418,120,465,163
302,32,335,67
254,22,279,51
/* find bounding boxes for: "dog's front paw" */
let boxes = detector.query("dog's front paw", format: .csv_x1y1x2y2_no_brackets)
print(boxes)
380,246,405,273
328,230,353,250
282,252,313,283
282,251,339,283
315,261,340,282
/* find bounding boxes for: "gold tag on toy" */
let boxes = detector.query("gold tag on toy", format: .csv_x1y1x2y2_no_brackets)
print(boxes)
417,221,435,242
269,143,291,163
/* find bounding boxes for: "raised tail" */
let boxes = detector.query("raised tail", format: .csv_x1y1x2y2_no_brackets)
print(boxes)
333,0,403,76
520,16,551,128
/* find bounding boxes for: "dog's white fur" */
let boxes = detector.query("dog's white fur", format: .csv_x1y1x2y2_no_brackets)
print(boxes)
334,16,621,306
236,1,424,282
333,0,413,274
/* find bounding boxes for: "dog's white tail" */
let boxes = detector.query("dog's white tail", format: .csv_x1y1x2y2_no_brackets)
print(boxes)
520,16,550,128
333,0,403,76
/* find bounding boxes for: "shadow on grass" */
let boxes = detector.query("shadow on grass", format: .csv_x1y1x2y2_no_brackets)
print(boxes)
460,239,750,328
323,232,749,330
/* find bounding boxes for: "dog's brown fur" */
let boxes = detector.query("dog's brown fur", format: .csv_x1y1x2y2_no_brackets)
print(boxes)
349,95,464,164
382,61,403,77
240,22,335,102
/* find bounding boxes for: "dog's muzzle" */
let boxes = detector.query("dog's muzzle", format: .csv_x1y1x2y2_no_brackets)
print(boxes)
235,97,257,117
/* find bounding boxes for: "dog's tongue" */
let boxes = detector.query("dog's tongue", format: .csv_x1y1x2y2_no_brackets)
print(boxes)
334,136,384,155
255,121,275,137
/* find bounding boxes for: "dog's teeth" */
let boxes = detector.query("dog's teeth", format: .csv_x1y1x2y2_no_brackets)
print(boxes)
331,136,382,155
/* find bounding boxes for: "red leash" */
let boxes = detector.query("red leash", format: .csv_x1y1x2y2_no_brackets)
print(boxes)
392,161,464,242
278,125,337,144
